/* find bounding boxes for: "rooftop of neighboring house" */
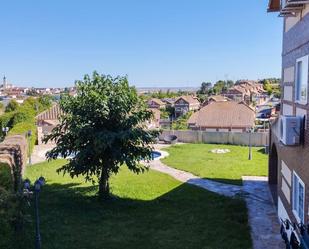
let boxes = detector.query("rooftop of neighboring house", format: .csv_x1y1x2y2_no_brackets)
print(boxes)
226,80,266,95
208,95,229,102
188,101,255,128
175,95,200,105
161,98,176,104
36,104,62,125
148,98,165,106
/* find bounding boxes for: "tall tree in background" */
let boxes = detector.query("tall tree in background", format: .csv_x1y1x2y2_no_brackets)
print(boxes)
198,82,212,94
44,72,159,200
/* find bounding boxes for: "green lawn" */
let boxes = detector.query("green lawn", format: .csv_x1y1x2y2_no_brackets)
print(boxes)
23,159,252,249
162,144,268,185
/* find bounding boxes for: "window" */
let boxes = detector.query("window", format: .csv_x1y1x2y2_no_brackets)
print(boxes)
295,55,309,104
292,172,305,222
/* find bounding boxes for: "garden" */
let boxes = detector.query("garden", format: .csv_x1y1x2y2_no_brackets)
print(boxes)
22,159,252,249
162,143,268,185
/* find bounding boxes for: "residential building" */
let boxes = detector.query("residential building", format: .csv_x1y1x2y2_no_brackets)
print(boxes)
202,95,229,107
147,98,166,109
36,104,61,144
161,98,176,108
174,95,200,117
187,101,255,132
268,0,309,247
223,80,267,105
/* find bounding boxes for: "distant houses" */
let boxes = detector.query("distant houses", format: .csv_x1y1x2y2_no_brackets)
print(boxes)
174,96,200,117
223,80,267,105
147,98,166,109
187,101,255,132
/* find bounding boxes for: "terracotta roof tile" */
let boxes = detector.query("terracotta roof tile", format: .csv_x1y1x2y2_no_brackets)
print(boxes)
188,101,255,128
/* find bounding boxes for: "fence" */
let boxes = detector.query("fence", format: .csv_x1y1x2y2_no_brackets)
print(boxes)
159,130,269,147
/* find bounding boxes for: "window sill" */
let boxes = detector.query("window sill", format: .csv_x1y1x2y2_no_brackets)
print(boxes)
295,101,308,106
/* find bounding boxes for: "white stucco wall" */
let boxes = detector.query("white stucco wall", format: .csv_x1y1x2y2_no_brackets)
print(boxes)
282,104,293,115
283,86,293,101
283,66,295,83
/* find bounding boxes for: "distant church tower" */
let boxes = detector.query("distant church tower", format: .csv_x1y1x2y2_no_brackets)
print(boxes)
3,75,7,89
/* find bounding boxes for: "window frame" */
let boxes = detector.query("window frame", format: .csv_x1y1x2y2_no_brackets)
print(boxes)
292,171,305,223
295,55,309,105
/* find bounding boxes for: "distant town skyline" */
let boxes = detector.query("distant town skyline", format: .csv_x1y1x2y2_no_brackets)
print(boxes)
0,1,282,88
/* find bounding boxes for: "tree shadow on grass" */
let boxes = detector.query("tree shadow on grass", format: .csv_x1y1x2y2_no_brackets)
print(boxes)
22,181,252,249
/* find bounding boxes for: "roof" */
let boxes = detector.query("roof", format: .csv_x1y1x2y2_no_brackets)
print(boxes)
36,104,62,121
175,95,200,105
208,95,228,102
148,98,165,106
188,101,255,128
268,0,280,12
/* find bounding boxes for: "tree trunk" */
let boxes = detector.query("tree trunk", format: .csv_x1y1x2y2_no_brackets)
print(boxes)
98,167,110,200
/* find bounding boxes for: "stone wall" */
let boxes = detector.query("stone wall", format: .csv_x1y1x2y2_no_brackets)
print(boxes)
0,135,28,192
159,130,269,147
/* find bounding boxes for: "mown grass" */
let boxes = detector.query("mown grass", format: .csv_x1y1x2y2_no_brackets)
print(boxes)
23,159,252,249
162,144,268,185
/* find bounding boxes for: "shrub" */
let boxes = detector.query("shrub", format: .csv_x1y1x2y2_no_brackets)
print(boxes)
5,100,19,113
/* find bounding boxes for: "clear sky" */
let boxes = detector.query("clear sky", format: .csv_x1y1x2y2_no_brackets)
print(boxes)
0,0,282,88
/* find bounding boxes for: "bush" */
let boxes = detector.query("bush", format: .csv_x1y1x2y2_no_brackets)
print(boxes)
0,163,13,190
5,100,19,113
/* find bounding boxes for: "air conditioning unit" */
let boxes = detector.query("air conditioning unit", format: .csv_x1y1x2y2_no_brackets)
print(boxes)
280,115,304,146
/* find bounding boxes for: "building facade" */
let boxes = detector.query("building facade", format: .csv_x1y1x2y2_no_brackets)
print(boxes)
174,96,200,117
268,1,309,247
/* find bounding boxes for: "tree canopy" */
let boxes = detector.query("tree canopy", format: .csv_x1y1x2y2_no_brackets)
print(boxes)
44,72,159,200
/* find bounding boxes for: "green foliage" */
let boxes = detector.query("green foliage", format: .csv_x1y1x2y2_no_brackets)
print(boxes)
8,121,36,152
149,89,183,99
5,100,19,113
0,163,13,190
197,82,212,94
44,72,160,199
172,111,193,130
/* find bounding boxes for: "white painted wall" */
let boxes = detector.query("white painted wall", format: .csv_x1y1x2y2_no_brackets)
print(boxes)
205,128,217,132
281,161,292,186
282,178,291,204
283,66,295,83
296,107,307,129
282,104,293,115
285,4,309,32
283,86,293,101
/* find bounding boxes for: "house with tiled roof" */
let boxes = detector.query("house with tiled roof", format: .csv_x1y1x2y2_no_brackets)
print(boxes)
224,80,268,105
202,95,229,107
187,101,255,132
174,95,200,117
36,104,62,144
147,98,166,109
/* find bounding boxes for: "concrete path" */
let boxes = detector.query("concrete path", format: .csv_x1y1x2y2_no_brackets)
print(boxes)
148,148,284,249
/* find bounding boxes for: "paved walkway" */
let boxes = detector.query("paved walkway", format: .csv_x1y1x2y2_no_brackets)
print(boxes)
148,147,284,249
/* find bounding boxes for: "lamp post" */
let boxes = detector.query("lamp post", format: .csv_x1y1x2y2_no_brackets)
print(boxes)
2,126,9,136
248,128,253,160
27,130,32,165
23,177,45,249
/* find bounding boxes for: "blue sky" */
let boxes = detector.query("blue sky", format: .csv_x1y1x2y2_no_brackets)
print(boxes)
0,0,282,88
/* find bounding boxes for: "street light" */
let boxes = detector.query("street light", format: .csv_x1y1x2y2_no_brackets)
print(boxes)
248,128,254,160
27,130,32,165
2,126,9,135
23,176,46,249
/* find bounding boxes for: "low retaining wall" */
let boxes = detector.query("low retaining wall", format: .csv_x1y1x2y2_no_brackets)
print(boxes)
159,130,269,147
0,135,28,191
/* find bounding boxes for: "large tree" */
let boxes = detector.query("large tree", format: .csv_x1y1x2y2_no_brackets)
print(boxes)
44,72,159,200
